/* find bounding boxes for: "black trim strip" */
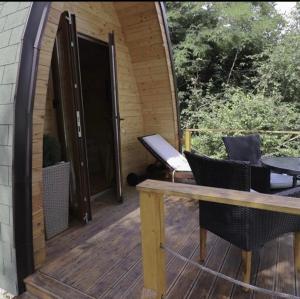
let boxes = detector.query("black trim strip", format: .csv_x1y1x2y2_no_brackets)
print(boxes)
158,2,181,151
13,2,50,293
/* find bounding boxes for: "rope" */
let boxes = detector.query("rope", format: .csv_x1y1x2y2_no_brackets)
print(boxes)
162,244,300,299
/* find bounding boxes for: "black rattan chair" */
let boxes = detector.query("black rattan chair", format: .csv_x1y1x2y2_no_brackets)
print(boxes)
222,134,296,193
222,134,270,193
184,151,300,286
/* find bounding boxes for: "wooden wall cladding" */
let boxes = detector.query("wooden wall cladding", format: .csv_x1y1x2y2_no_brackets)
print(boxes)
32,2,177,267
115,2,178,148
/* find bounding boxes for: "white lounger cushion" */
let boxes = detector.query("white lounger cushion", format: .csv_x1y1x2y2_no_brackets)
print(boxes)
142,134,191,172
270,173,300,189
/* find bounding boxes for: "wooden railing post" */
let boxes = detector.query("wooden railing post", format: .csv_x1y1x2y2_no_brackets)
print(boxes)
185,129,192,152
140,191,166,299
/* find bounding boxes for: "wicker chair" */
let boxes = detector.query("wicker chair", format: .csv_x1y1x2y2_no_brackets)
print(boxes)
222,134,296,193
184,151,300,286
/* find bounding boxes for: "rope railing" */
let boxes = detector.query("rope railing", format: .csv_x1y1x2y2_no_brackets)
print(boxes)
163,244,299,299
184,128,300,152
137,180,300,299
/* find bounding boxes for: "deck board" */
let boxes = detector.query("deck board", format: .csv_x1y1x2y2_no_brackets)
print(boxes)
27,188,299,298
208,244,241,298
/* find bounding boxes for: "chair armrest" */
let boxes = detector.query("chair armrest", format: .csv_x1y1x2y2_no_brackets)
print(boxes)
250,164,271,193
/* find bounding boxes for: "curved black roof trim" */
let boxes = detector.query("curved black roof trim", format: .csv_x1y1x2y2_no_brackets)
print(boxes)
13,2,50,293
158,2,181,150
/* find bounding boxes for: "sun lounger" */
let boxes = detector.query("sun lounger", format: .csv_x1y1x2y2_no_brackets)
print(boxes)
138,134,193,182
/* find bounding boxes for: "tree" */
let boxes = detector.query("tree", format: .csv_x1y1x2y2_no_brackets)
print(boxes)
254,4,300,104
190,88,300,158
166,2,285,127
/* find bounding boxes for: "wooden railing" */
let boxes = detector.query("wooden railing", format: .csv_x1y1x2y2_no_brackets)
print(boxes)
137,179,300,299
184,128,300,152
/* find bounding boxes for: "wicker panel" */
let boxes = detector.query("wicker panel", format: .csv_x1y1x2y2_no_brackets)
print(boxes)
43,162,70,239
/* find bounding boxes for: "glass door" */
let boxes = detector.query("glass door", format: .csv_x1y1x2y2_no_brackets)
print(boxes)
53,11,91,223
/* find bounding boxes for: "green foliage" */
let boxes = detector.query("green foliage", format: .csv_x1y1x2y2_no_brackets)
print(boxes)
166,2,300,158
254,32,300,104
190,88,300,158
43,134,62,167
166,2,285,125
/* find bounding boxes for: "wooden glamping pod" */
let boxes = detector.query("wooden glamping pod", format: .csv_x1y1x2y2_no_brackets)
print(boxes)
0,2,179,295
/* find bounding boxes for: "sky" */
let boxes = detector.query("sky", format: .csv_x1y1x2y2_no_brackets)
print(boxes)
275,2,296,15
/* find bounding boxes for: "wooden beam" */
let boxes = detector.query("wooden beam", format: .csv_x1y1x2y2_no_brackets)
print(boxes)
137,180,300,215
185,129,192,152
242,250,252,291
200,227,207,262
140,191,166,298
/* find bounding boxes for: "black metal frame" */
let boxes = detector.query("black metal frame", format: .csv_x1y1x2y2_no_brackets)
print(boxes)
78,31,122,202
109,32,123,203
77,32,108,48
13,2,50,293
68,12,92,222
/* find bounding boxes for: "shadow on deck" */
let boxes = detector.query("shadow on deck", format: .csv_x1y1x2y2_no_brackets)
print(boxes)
23,188,300,298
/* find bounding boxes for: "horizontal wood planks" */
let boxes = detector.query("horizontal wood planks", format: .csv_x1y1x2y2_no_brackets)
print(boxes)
24,189,300,298
32,1,178,267
137,179,300,215
116,2,178,154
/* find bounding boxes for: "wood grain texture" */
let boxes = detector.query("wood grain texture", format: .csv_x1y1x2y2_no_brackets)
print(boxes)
140,191,166,297
31,1,178,267
137,179,300,215
116,2,178,153
24,189,300,299
242,251,252,290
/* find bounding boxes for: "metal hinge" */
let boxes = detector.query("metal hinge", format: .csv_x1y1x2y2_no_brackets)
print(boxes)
76,110,82,137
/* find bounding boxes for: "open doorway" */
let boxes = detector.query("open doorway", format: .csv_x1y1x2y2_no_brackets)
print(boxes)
78,36,116,198
42,12,123,244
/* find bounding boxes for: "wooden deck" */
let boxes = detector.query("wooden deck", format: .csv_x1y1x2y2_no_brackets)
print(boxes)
24,188,300,298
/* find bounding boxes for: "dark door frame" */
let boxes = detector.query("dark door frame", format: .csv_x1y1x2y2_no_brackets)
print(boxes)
13,2,50,293
109,32,123,202
77,34,121,198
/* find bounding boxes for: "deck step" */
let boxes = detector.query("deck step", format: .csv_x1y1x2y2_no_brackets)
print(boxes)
24,272,93,299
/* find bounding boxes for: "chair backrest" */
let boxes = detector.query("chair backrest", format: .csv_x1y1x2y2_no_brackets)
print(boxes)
222,134,261,165
184,151,250,191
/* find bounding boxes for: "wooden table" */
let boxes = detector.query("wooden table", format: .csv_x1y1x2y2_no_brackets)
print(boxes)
261,156,300,187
